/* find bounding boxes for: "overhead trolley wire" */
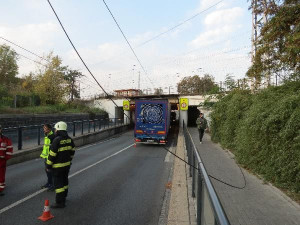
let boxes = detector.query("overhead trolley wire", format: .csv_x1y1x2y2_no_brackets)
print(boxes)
136,0,225,48
47,0,130,118
0,37,105,90
101,0,155,89
0,36,51,63
91,0,225,71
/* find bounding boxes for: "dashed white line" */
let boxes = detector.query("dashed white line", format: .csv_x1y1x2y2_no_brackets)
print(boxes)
0,143,133,215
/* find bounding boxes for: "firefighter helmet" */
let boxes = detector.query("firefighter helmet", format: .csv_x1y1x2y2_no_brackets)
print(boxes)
54,121,67,131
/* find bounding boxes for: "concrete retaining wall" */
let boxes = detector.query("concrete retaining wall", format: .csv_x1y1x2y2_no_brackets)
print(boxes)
7,124,131,166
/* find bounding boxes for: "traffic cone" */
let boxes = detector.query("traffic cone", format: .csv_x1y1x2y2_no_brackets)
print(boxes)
38,199,54,221
134,142,136,148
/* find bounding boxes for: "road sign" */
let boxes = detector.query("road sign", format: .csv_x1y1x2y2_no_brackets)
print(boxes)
180,98,188,111
123,100,130,111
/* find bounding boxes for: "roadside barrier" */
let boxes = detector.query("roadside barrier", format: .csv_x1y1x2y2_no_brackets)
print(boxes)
3,118,129,150
183,120,230,225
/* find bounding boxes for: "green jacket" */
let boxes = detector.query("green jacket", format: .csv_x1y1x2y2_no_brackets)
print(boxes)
196,117,208,130
40,131,55,159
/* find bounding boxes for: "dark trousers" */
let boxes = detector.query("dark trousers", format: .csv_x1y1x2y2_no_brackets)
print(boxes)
53,167,70,204
198,129,205,142
44,160,53,186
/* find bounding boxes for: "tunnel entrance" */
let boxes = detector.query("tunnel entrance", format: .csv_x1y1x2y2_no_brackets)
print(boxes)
188,106,200,127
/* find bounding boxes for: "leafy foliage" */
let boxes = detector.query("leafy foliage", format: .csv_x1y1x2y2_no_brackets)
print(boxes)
34,53,69,105
0,44,19,86
210,81,300,193
64,68,84,101
177,74,218,95
248,0,300,83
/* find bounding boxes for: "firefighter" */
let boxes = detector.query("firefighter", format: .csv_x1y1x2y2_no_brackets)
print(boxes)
46,121,75,208
0,125,13,196
40,124,55,191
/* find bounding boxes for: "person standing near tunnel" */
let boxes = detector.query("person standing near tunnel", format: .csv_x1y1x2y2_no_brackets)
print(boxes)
196,113,208,144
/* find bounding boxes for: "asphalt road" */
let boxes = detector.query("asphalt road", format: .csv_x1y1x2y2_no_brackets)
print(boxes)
0,130,176,225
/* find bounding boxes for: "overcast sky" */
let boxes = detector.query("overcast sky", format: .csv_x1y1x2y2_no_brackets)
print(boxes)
0,0,252,97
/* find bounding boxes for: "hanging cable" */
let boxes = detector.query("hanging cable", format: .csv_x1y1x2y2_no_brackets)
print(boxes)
47,0,130,119
161,146,246,190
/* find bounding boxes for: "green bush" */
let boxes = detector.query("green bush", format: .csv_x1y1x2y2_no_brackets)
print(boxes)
210,81,300,194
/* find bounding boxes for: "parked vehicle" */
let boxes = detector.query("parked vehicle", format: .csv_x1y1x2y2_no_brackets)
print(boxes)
134,99,170,144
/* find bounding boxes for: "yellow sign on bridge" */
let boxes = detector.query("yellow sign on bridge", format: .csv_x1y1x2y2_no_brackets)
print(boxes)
179,98,188,111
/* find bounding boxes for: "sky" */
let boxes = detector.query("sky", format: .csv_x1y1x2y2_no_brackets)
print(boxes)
0,0,252,98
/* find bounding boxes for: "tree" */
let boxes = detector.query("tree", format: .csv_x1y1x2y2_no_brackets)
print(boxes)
154,87,163,95
247,0,300,84
225,74,236,91
21,72,37,93
34,53,68,104
64,69,84,101
177,74,218,95
0,44,19,87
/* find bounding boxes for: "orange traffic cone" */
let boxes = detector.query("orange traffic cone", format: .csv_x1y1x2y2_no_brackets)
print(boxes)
38,199,54,221
134,142,136,148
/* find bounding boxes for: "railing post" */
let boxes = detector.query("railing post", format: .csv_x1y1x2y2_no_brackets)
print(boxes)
192,154,196,198
18,126,23,150
88,120,91,133
189,141,193,177
99,119,102,130
93,120,96,132
38,125,41,146
73,121,76,137
197,165,203,225
81,120,84,135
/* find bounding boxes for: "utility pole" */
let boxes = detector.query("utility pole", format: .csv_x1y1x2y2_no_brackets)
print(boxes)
138,71,140,90
262,0,271,87
251,0,258,92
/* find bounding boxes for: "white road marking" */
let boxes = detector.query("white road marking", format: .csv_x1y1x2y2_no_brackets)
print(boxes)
77,137,116,150
164,147,174,162
69,144,133,178
0,143,134,215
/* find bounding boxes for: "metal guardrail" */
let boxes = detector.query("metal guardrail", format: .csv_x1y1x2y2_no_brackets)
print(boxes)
183,121,230,225
2,118,129,150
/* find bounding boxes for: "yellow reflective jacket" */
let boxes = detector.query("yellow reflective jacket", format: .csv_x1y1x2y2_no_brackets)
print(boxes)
40,131,55,159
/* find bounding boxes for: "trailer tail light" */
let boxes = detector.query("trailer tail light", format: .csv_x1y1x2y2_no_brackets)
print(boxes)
136,130,143,133
135,139,141,142
160,140,166,143
157,131,166,134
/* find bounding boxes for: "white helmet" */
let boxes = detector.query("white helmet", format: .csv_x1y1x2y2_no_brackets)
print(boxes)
54,121,67,131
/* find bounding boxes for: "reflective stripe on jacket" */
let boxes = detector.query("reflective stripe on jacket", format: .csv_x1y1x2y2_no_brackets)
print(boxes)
46,131,75,169
0,135,13,160
40,131,54,159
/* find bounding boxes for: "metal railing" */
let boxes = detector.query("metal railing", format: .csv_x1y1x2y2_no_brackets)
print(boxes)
2,117,129,150
183,121,230,225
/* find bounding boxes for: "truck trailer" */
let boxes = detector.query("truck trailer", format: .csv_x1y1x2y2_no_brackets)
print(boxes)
134,99,170,144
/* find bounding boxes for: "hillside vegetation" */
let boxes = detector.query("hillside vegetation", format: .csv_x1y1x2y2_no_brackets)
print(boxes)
210,81,300,198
